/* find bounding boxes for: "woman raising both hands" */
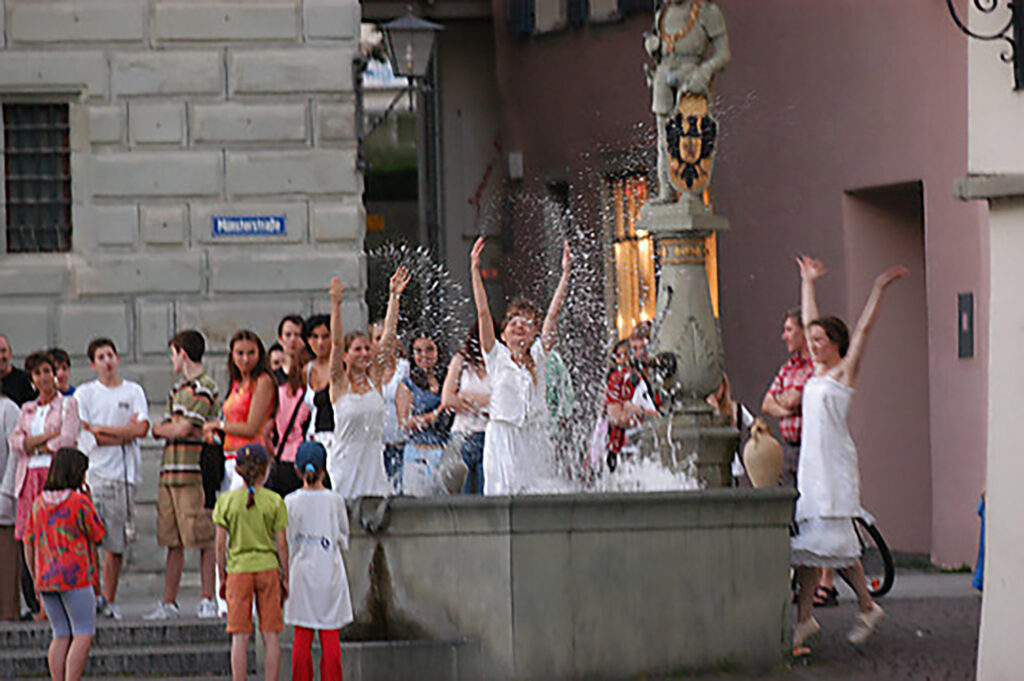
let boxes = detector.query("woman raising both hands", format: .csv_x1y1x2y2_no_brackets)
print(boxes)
470,236,572,495
326,267,410,499
790,255,907,652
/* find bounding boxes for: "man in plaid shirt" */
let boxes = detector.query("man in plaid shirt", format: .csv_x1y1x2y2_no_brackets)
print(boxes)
761,308,813,487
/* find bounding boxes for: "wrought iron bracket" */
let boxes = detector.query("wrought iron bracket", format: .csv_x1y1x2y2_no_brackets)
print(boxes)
947,0,1024,90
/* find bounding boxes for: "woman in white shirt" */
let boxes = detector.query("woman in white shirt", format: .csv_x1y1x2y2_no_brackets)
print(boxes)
441,324,492,494
469,237,572,495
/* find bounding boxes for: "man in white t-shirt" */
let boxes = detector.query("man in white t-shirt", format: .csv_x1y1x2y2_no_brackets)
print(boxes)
76,338,150,620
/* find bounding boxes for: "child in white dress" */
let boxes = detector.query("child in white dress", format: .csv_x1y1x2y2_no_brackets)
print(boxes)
285,441,351,681
469,237,572,495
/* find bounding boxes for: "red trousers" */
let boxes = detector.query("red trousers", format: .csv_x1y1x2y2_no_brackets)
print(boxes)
292,627,342,681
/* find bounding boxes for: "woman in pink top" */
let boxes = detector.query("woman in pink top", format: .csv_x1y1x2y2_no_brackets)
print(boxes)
268,345,312,497
9,351,81,543
203,330,277,493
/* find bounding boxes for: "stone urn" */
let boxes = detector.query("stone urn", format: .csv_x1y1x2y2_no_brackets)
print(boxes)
742,418,783,488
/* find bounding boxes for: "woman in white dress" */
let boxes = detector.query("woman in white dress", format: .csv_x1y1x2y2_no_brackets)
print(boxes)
469,236,571,495
791,255,906,650
326,267,409,499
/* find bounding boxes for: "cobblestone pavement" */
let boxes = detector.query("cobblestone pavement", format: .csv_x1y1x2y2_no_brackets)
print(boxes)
666,595,981,681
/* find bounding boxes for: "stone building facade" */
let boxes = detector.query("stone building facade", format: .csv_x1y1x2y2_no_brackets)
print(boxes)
0,0,365,402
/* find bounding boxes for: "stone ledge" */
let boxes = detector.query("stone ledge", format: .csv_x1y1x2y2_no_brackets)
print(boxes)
954,173,1024,201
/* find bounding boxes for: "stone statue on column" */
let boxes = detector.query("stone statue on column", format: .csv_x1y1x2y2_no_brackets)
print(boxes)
635,0,736,486
644,0,730,204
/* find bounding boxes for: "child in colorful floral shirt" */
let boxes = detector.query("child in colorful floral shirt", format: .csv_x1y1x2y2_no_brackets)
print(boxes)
24,447,106,681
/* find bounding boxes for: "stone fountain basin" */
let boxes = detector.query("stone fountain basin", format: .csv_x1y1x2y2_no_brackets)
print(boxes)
342,488,796,681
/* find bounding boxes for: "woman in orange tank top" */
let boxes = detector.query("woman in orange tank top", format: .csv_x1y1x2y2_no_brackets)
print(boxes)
203,330,276,491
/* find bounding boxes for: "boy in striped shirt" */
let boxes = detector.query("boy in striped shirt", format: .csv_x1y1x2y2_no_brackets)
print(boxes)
147,330,221,620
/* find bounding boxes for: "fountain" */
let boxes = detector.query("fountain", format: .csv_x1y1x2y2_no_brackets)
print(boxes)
339,4,795,679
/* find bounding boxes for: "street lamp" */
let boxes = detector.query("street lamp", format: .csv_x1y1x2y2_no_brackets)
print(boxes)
946,0,1024,90
381,12,445,80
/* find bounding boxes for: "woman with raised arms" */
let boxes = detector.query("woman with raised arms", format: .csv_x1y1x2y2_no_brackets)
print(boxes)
326,268,410,498
469,237,571,495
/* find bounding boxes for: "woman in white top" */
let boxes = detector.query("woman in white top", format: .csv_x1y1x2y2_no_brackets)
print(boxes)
441,323,492,494
791,255,906,650
469,236,572,495
326,267,409,499
370,321,409,492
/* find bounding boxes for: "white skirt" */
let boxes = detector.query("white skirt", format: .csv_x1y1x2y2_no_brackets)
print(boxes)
791,516,860,568
483,419,559,495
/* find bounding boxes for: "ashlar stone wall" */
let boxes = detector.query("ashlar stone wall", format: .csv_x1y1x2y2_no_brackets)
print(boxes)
0,0,365,400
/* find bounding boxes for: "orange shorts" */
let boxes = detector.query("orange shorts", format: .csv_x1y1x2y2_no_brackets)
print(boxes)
225,569,283,634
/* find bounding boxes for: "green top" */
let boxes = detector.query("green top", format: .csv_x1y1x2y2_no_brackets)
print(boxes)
212,487,288,574
160,370,219,486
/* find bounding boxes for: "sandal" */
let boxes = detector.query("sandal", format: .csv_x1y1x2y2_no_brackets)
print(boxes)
812,585,839,608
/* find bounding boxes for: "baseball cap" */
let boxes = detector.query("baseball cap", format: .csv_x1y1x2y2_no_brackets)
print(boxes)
295,441,327,475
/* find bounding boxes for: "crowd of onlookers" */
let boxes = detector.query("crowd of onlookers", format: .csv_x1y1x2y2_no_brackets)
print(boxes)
0,238,582,681
0,243,912,677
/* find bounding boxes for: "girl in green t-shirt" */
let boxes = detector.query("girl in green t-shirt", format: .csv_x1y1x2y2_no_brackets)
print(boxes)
213,443,289,681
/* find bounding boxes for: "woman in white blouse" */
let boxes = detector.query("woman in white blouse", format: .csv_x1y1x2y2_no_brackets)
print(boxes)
468,237,572,495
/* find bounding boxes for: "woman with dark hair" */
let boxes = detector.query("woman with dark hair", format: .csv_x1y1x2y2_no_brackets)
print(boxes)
326,267,409,498
441,323,492,494
24,447,105,681
302,315,334,445
8,351,81,620
268,339,311,498
791,255,906,651
469,237,572,495
203,330,277,493
395,333,450,496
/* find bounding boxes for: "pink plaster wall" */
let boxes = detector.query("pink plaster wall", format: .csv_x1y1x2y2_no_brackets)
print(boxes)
487,0,987,564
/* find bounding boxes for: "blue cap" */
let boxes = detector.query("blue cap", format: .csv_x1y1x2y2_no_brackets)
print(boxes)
295,441,327,474
235,442,269,467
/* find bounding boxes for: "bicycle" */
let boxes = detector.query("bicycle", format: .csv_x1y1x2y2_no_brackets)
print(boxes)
791,510,895,601
843,511,895,598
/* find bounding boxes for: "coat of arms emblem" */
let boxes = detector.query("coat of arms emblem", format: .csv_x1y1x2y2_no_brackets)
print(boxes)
665,93,717,196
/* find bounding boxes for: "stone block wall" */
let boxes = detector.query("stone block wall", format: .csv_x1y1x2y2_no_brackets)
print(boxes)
0,0,365,400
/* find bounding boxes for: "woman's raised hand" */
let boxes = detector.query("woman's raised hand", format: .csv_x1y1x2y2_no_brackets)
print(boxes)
329,277,345,304
561,241,572,275
875,265,908,290
796,255,827,282
470,236,485,271
390,266,411,296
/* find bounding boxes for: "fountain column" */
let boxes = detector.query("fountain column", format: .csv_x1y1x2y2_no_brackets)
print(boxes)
637,0,736,486
636,195,737,486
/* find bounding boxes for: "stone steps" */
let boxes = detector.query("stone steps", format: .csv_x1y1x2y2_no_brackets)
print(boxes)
0,618,250,679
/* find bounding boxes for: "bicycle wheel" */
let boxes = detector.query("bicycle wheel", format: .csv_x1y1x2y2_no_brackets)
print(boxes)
853,516,895,598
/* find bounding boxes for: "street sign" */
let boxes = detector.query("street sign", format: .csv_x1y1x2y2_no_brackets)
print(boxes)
212,216,286,237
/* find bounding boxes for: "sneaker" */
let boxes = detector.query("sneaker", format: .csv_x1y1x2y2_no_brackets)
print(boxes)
847,603,884,645
95,595,108,615
197,598,219,619
102,601,123,620
143,601,179,620
793,617,820,648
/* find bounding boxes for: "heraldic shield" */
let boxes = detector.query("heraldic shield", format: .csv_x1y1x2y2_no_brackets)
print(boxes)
666,93,718,196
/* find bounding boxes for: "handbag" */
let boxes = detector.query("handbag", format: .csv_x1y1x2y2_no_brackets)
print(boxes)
434,436,469,495
267,393,305,496
199,440,225,509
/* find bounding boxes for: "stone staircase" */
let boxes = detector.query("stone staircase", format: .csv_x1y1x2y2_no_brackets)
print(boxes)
0,618,246,679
